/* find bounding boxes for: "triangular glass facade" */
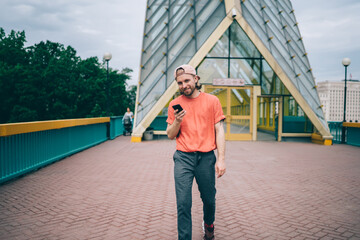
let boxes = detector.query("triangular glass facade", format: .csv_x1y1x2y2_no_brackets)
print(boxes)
134,0,330,138
198,21,290,96
240,0,327,129
137,0,226,125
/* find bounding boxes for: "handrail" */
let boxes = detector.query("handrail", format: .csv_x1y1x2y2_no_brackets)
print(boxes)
343,122,360,128
0,117,110,137
0,117,119,184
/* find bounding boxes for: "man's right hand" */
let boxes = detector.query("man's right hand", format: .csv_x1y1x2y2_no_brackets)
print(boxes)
166,109,186,140
174,109,186,123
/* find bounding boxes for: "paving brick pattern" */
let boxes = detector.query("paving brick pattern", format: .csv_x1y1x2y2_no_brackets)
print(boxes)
1,137,360,239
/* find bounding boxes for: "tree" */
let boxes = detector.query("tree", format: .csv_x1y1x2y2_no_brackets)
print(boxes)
126,84,137,112
24,41,82,120
0,28,136,123
0,28,29,123
108,67,133,116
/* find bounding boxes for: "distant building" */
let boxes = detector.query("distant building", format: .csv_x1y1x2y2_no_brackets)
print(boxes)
318,80,360,122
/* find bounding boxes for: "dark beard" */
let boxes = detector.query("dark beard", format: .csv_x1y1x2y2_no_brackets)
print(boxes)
180,86,195,96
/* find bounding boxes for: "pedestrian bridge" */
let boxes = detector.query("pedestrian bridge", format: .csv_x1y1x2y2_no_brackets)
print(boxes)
0,118,360,239
1,117,359,184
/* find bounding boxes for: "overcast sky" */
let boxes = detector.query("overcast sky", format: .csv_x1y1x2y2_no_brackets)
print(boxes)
0,0,359,86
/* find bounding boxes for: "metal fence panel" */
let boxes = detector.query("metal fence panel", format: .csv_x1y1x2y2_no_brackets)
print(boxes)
0,123,107,184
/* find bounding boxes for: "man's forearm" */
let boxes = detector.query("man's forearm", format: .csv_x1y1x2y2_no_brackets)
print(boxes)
215,120,226,178
215,121,225,161
166,122,181,140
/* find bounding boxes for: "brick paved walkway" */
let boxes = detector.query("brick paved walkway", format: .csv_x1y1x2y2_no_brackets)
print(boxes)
1,137,360,240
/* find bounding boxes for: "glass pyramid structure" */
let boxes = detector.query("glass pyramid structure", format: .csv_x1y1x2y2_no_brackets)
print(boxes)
132,0,331,142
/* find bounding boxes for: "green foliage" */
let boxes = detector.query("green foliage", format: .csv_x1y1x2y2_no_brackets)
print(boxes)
0,28,137,123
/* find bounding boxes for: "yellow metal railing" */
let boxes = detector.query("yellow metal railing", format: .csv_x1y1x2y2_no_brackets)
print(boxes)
0,117,110,137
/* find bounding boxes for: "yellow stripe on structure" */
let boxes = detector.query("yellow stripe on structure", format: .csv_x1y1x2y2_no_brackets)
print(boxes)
343,122,360,128
311,133,332,146
0,117,110,137
131,136,142,142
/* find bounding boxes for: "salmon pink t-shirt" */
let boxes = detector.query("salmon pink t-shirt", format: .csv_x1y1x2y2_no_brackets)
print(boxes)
166,92,225,152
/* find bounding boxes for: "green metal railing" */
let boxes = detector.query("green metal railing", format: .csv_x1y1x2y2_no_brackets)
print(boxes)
343,122,360,147
110,116,126,139
328,121,360,146
328,121,342,143
0,117,126,184
149,116,167,131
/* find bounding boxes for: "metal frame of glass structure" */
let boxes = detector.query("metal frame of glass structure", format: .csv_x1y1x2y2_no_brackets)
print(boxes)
132,0,332,143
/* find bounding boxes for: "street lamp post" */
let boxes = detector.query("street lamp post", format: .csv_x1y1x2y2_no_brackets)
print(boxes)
103,52,112,116
341,57,351,143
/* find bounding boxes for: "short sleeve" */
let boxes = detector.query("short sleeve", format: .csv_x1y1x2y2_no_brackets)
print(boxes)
213,97,225,124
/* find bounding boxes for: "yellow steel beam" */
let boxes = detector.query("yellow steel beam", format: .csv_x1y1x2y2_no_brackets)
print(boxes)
266,99,270,127
226,88,231,139
225,0,242,16
282,133,312,137
0,117,110,137
252,86,261,140
311,133,332,145
278,96,283,142
343,122,360,128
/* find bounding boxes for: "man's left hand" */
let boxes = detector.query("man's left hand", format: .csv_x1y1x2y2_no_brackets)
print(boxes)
215,160,226,178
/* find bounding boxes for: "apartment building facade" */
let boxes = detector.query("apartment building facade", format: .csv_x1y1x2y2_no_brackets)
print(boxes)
318,80,360,122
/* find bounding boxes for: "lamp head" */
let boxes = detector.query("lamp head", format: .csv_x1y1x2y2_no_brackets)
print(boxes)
103,52,112,61
342,57,351,67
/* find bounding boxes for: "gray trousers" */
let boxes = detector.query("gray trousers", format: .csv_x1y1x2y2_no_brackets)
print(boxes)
173,150,216,240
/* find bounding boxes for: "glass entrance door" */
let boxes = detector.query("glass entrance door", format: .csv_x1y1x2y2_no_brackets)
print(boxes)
227,87,252,140
204,86,254,141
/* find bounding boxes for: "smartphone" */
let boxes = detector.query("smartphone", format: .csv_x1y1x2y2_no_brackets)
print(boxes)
172,104,183,113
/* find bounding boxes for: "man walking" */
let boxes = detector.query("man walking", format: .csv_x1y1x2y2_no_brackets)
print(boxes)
166,64,226,240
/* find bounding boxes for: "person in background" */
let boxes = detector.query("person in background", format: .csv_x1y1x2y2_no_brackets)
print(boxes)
122,107,134,123
122,107,134,136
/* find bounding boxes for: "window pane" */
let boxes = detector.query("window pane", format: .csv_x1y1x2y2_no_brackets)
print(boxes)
230,119,250,134
139,58,166,100
230,59,260,85
196,0,221,30
168,23,195,63
261,60,289,95
196,2,225,50
205,86,227,115
197,58,228,84
206,29,229,58
231,89,250,117
169,0,188,26
168,8,193,47
166,39,196,87
137,75,166,125
230,21,261,58
140,43,166,83
142,31,166,65
195,0,211,15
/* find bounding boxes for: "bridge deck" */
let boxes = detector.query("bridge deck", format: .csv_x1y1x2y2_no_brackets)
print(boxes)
1,137,359,239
